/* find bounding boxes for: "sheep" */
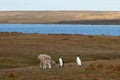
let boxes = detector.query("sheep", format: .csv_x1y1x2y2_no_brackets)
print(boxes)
38,54,56,69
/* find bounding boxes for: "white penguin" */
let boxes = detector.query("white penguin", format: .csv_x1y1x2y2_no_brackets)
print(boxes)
76,55,82,66
59,56,64,67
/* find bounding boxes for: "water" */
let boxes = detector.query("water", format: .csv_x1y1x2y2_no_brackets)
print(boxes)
0,24,120,36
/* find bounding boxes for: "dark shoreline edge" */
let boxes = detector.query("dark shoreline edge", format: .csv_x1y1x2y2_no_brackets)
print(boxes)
56,19,120,25
0,32,119,37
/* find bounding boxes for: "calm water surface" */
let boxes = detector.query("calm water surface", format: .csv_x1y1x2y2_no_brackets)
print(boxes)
0,24,120,36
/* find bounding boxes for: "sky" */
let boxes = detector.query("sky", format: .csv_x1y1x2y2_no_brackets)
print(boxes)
0,0,120,11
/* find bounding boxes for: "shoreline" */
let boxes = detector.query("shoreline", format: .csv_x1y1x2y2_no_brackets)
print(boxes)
56,19,120,25
0,20,120,25
0,32,120,37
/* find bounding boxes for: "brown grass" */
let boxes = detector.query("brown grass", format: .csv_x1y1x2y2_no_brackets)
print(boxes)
0,60,120,80
0,11,120,24
96,63,104,69
0,32,120,80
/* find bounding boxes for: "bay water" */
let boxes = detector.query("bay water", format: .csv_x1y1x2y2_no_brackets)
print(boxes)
0,24,120,36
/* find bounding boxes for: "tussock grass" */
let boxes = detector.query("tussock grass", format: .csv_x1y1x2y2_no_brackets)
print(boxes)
0,60,120,80
0,32,120,67
0,33,120,80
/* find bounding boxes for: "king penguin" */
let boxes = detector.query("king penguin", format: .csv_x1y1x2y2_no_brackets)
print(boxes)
76,55,82,66
59,56,64,67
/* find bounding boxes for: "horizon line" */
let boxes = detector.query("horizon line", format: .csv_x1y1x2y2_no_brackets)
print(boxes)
0,10,120,12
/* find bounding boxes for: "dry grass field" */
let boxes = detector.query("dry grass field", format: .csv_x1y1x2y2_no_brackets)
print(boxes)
0,32,120,80
0,11,120,24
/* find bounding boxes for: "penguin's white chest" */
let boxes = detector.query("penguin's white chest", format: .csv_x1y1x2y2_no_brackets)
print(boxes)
76,57,82,66
59,58,63,66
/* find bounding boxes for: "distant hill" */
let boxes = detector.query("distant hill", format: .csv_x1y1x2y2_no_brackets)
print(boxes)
0,11,120,24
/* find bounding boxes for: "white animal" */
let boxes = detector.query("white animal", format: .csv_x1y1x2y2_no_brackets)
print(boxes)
38,54,56,69
59,56,64,67
76,55,82,66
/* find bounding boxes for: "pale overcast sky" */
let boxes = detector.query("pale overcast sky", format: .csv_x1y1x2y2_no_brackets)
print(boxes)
0,0,120,11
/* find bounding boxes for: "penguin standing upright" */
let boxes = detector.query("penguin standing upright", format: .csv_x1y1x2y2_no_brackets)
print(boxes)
59,56,64,67
76,55,82,66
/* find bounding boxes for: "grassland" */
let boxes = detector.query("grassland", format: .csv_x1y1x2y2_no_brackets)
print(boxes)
0,32,120,80
0,11,120,24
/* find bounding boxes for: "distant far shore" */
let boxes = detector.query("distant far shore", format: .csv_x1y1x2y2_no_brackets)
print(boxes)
0,11,120,25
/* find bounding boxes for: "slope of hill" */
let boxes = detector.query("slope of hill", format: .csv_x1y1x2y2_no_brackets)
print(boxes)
0,33,120,80
0,11,120,24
